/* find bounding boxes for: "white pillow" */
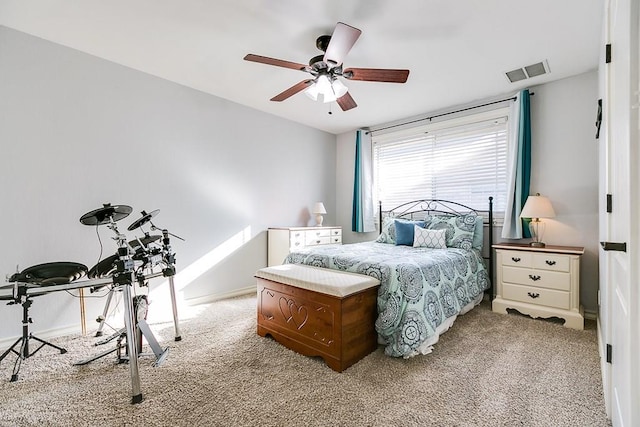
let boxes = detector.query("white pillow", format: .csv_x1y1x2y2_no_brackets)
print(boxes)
413,226,447,249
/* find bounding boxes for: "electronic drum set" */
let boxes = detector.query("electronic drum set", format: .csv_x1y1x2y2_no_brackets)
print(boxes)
0,203,183,404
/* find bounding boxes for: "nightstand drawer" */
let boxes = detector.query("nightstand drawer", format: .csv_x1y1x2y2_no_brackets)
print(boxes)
290,232,304,243
532,253,570,272
502,266,571,291
289,239,305,251
502,283,570,310
330,235,342,244
501,250,533,267
305,236,331,246
330,228,342,237
290,231,305,248
305,229,331,241
290,230,305,240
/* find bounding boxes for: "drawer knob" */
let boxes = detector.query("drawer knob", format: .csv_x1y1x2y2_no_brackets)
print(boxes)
316,240,321,244
527,292,540,299
528,274,541,281
511,257,521,262
545,260,556,266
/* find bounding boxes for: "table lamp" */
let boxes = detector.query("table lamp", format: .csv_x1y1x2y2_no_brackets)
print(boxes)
520,194,556,247
312,202,327,226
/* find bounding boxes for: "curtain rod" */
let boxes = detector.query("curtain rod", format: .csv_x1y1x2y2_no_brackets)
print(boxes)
366,92,535,135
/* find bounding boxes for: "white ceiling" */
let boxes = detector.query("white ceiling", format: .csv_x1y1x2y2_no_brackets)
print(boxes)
0,0,603,135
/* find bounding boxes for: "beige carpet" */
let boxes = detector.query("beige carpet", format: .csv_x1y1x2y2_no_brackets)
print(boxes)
0,295,609,427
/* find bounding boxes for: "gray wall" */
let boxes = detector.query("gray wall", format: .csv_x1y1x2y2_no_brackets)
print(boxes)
0,26,336,340
527,71,599,314
336,71,599,314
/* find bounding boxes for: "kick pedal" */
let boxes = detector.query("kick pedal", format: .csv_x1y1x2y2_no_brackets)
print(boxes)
74,345,120,366
95,328,125,346
137,319,170,366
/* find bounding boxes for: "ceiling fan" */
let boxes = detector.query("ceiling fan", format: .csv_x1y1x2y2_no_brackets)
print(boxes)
244,22,410,112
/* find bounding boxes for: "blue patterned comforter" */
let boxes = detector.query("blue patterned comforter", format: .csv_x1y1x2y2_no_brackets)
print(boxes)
284,242,490,358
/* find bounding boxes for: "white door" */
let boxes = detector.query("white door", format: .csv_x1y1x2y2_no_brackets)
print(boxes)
600,0,639,425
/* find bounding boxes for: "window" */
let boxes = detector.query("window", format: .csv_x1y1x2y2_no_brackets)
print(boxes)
372,109,508,214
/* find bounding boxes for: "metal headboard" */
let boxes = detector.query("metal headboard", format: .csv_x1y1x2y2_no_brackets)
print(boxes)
378,197,494,300
379,199,480,222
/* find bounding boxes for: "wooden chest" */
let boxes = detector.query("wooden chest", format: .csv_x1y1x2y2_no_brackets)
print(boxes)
255,264,380,372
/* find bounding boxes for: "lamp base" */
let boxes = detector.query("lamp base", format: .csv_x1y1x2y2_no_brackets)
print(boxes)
529,241,546,248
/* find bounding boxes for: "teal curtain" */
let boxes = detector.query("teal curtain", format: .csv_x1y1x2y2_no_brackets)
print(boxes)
502,89,532,238
519,90,532,237
352,130,375,232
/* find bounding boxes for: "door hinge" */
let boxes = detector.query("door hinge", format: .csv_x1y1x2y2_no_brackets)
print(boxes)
606,344,612,363
606,194,612,213
606,44,612,63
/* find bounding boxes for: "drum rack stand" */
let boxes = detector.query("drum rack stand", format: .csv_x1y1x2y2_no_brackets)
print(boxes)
0,293,67,382
95,264,182,343
82,223,181,404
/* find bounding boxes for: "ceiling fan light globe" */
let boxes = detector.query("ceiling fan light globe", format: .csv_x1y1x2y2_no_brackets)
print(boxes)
304,84,320,101
315,75,332,94
322,92,338,103
332,79,348,98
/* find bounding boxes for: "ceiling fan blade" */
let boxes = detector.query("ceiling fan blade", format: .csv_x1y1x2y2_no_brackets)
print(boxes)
336,92,357,111
343,68,410,83
244,54,308,72
323,22,362,67
270,80,314,102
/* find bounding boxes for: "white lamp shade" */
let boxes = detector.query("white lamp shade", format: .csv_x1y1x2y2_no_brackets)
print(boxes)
315,75,333,103
304,83,320,101
520,195,556,219
312,202,327,214
304,75,349,103
332,78,348,98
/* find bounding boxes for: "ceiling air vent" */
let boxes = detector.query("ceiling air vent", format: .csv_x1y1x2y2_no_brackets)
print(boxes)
505,60,550,83
506,68,527,83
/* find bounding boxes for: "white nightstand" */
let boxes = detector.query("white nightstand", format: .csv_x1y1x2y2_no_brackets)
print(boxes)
267,226,342,266
492,243,584,330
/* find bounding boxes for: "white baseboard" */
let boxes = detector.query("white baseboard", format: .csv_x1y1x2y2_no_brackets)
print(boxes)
584,308,597,320
184,285,256,306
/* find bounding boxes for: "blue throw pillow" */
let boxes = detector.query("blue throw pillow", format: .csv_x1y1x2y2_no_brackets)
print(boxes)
394,219,425,246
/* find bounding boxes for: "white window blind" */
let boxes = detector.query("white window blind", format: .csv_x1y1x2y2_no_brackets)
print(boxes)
373,111,508,213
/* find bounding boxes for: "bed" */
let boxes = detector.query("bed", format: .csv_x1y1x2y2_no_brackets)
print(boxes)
284,198,494,358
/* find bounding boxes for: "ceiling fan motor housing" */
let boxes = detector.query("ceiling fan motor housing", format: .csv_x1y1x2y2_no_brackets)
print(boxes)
310,34,333,67
309,54,326,67
315,35,331,52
